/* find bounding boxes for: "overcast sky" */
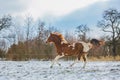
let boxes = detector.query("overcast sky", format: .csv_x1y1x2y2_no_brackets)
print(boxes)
0,0,110,18
0,0,120,38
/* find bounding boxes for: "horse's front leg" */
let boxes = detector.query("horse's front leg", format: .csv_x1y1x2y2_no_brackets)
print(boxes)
50,54,64,68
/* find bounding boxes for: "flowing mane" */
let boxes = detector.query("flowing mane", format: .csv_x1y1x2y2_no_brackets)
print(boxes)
52,32,68,44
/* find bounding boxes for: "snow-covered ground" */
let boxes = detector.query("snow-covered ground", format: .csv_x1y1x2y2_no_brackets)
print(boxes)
0,61,120,80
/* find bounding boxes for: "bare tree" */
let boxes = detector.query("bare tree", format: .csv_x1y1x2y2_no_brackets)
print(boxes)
0,40,6,58
0,15,12,31
37,20,45,41
25,15,33,41
75,24,90,41
24,15,33,54
0,15,12,53
13,22,25,42
65,31,77,43
48,26,60,33
98,8,120,57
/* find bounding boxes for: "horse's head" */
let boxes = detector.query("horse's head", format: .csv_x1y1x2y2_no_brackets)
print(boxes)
46,33,55,43
90,39,105,48
46,32,68,45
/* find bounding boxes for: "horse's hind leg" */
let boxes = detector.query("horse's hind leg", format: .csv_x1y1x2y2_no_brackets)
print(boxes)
70,54,82,67
82,54,87,68
70,58,79,67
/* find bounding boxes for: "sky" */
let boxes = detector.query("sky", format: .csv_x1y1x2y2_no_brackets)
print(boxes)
0,0,120,39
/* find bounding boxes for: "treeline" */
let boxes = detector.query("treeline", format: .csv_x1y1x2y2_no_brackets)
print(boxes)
0,8,120,61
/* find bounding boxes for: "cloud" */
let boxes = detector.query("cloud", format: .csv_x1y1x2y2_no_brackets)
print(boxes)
50,0,120,38
26,0,109,19
55,0,119,26
0,0,29,16
0,0,109,19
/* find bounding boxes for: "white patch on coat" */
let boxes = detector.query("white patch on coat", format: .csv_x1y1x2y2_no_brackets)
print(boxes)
68,43,76,50
72,43,76,50
79,42,92,52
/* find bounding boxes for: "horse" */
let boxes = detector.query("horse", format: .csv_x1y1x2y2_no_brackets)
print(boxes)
46,32,104,68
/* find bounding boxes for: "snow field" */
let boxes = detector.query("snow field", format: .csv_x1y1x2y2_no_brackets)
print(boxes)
0,61,120,80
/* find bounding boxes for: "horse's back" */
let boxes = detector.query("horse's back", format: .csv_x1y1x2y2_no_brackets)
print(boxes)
75,42,83,51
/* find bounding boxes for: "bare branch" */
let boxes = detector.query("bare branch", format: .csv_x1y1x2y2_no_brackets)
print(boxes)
0,15,12,31
102,28,113,33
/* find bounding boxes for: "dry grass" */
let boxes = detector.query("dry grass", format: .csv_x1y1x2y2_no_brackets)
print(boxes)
88,56,120,61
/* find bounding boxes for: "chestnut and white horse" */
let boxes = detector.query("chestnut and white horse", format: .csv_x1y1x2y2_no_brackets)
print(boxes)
46,32,104,68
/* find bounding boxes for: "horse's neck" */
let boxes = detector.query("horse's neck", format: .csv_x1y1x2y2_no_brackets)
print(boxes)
53,40,62,49
53,40,70,51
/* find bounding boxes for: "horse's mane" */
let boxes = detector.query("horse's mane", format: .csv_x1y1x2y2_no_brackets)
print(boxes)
52,32,68,44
